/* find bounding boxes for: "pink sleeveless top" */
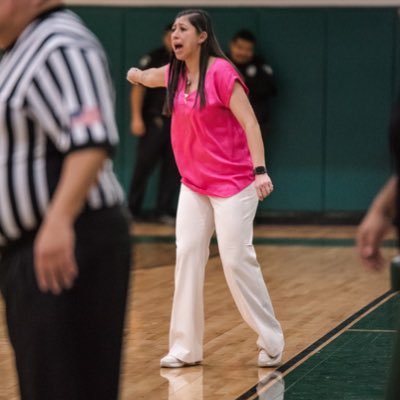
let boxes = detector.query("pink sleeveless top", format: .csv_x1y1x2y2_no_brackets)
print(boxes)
166,58,254,197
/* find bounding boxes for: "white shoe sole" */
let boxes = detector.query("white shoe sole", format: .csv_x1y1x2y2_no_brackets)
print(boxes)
258,354,282,368
160,359,201,368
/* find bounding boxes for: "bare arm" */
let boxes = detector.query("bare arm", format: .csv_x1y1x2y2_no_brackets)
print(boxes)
34,149,108,295
127,65,167,88
356,176,397,270
130,85,146,136
229,82,273,201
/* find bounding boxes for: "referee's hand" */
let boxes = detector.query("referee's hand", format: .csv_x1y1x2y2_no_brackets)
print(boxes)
34,217,78,295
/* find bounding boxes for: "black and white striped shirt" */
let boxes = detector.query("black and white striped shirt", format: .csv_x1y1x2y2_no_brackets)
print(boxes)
0,7,124,246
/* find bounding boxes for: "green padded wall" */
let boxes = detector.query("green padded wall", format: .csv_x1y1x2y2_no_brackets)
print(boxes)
70,6,396,214
257,9,326,211
325,9,393,211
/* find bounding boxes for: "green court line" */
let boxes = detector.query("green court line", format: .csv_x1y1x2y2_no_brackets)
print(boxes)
132,234,397,248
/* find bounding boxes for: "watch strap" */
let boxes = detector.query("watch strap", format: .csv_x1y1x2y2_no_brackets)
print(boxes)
253,166,267,175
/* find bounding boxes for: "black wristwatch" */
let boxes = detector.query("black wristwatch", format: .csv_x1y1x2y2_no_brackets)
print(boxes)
253,166,267,175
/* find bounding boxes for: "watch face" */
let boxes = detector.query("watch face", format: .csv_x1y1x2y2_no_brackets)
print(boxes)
254,166,267,175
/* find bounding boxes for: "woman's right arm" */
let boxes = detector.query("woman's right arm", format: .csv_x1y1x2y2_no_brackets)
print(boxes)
126,65,167,88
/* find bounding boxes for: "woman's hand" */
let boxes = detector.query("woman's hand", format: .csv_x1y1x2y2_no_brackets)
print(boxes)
255,173,274,201
127,67,142,85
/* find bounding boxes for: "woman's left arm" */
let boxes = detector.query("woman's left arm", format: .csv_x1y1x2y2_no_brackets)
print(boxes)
229,82,273,201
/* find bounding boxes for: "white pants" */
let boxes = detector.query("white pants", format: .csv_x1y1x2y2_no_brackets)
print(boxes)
168,183,284,363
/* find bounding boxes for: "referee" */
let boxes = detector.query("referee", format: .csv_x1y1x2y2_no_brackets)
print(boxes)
0,1,131,399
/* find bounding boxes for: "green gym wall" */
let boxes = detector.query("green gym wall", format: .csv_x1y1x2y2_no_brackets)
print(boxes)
70,5,397,214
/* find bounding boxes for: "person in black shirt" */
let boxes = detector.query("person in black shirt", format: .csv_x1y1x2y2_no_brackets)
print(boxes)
0,1,131,399
356,98,400,400
227,30,277,140
128,24,180,224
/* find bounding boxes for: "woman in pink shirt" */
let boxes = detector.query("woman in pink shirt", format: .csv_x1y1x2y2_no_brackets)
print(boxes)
127,9,284,368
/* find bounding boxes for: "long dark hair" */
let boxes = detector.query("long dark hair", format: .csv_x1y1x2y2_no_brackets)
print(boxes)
166,9,229,114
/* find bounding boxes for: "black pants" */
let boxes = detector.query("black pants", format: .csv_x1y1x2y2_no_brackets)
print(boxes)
128,116,180,217
0,206,132,400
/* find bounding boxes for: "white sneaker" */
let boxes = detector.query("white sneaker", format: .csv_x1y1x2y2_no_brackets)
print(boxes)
160,354,201,368
257,349,282,368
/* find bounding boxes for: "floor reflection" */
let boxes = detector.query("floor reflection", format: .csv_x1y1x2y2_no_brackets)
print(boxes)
257,370,285,400
160,366,285,400
161,366,203,400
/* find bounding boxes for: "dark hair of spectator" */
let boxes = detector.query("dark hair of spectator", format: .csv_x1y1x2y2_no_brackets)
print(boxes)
232,29,257,44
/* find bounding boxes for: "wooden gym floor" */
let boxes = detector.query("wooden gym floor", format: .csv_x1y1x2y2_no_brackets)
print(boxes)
0,224,398,399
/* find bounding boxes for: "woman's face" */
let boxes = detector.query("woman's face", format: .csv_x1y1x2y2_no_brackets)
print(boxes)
171,15,206,61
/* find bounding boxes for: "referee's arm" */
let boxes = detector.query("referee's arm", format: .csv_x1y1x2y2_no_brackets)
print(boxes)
35,149,108,294
28,46,118,294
